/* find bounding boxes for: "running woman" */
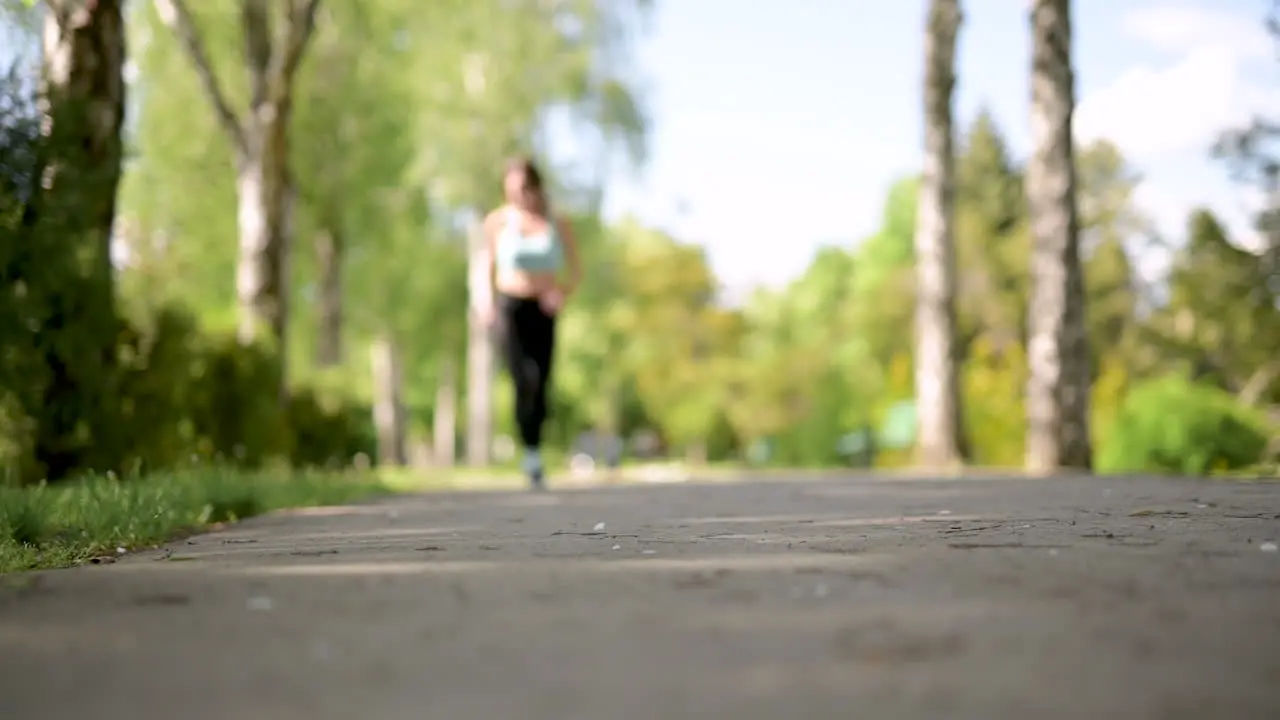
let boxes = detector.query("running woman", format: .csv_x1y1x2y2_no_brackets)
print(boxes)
479,157,581,489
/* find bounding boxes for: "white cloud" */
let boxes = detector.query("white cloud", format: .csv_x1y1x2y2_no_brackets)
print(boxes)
1076,2,1273,263
1076,45,1243,157
1119,5,1273,60
1133,182,1187,238
1076,4,1274,159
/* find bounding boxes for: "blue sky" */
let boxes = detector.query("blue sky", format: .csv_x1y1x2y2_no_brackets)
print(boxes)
601,0,1279,289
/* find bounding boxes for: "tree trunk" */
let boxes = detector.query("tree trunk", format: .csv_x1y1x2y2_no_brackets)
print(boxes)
314,225,343,367
153,0,320,391
1026,0,1093,472
433,357,457,466
370,335,406,467
913,0,966,469
234,124,294,353
38,0,126,296
466,219,494,466
31,0,128,479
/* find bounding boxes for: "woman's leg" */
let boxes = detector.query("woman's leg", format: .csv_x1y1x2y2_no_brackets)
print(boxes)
524,307,557,448
500,297,556,485
500,298,534,448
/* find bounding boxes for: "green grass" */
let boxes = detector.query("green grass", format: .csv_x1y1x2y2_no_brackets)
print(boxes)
0,468,393,574
375,459,863,493
1214,462,1280,481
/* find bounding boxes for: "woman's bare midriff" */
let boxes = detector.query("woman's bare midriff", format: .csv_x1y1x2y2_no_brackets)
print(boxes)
494,270,560,299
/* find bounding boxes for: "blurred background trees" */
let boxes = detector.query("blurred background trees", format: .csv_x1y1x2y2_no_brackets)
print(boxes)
1,0,1275,486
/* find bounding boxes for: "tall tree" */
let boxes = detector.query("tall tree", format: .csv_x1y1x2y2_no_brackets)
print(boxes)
1157,210,1280,405
1076,140,1144,371
955,112,1028,354
851,178,917,371
14,0,128,479
913,0,965,467
1212,1,1278,305
1025,0,1092,471
150,0,320,378
30,0,126,322
290,1,417,369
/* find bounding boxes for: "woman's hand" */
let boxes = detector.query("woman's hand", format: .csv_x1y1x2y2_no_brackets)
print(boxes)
539,287,566,315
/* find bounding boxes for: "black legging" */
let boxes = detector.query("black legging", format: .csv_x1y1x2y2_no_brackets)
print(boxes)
498,294,556,449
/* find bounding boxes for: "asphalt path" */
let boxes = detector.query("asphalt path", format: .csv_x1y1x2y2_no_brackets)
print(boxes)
3,473,1279,719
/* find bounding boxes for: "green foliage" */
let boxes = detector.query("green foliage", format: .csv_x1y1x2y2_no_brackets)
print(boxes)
961,339,1026,466
718,111,1277,475
0,468,391,573
288,388,377,469
954,114,1028,351
114,308,286,469
112,305,375,475
1146,210,1280,403
1096,375,1273,476
853,177,917,297
12,0,1275,486
118,0,653,464
0,65,42,482
0,302,378,485
1,50,124,483
0,390,39,485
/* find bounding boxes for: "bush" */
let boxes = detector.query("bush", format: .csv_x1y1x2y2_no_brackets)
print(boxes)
288,387,377,469
1096,374,1273,476
111,307,284,472
1,65,47,486
116,305,375,475
1,300,376,484
0,390,40,486
183,331,292,466
963,339,1027,466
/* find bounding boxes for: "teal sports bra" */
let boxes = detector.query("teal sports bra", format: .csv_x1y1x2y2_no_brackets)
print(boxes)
494,207,564,274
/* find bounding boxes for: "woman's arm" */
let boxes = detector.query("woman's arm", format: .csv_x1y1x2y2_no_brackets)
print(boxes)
557,216,582,295
483,211,499,290
472,211,499,319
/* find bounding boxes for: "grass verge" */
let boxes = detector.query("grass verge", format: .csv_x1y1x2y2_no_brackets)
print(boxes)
0,468,392,574
1214,463,1280,481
